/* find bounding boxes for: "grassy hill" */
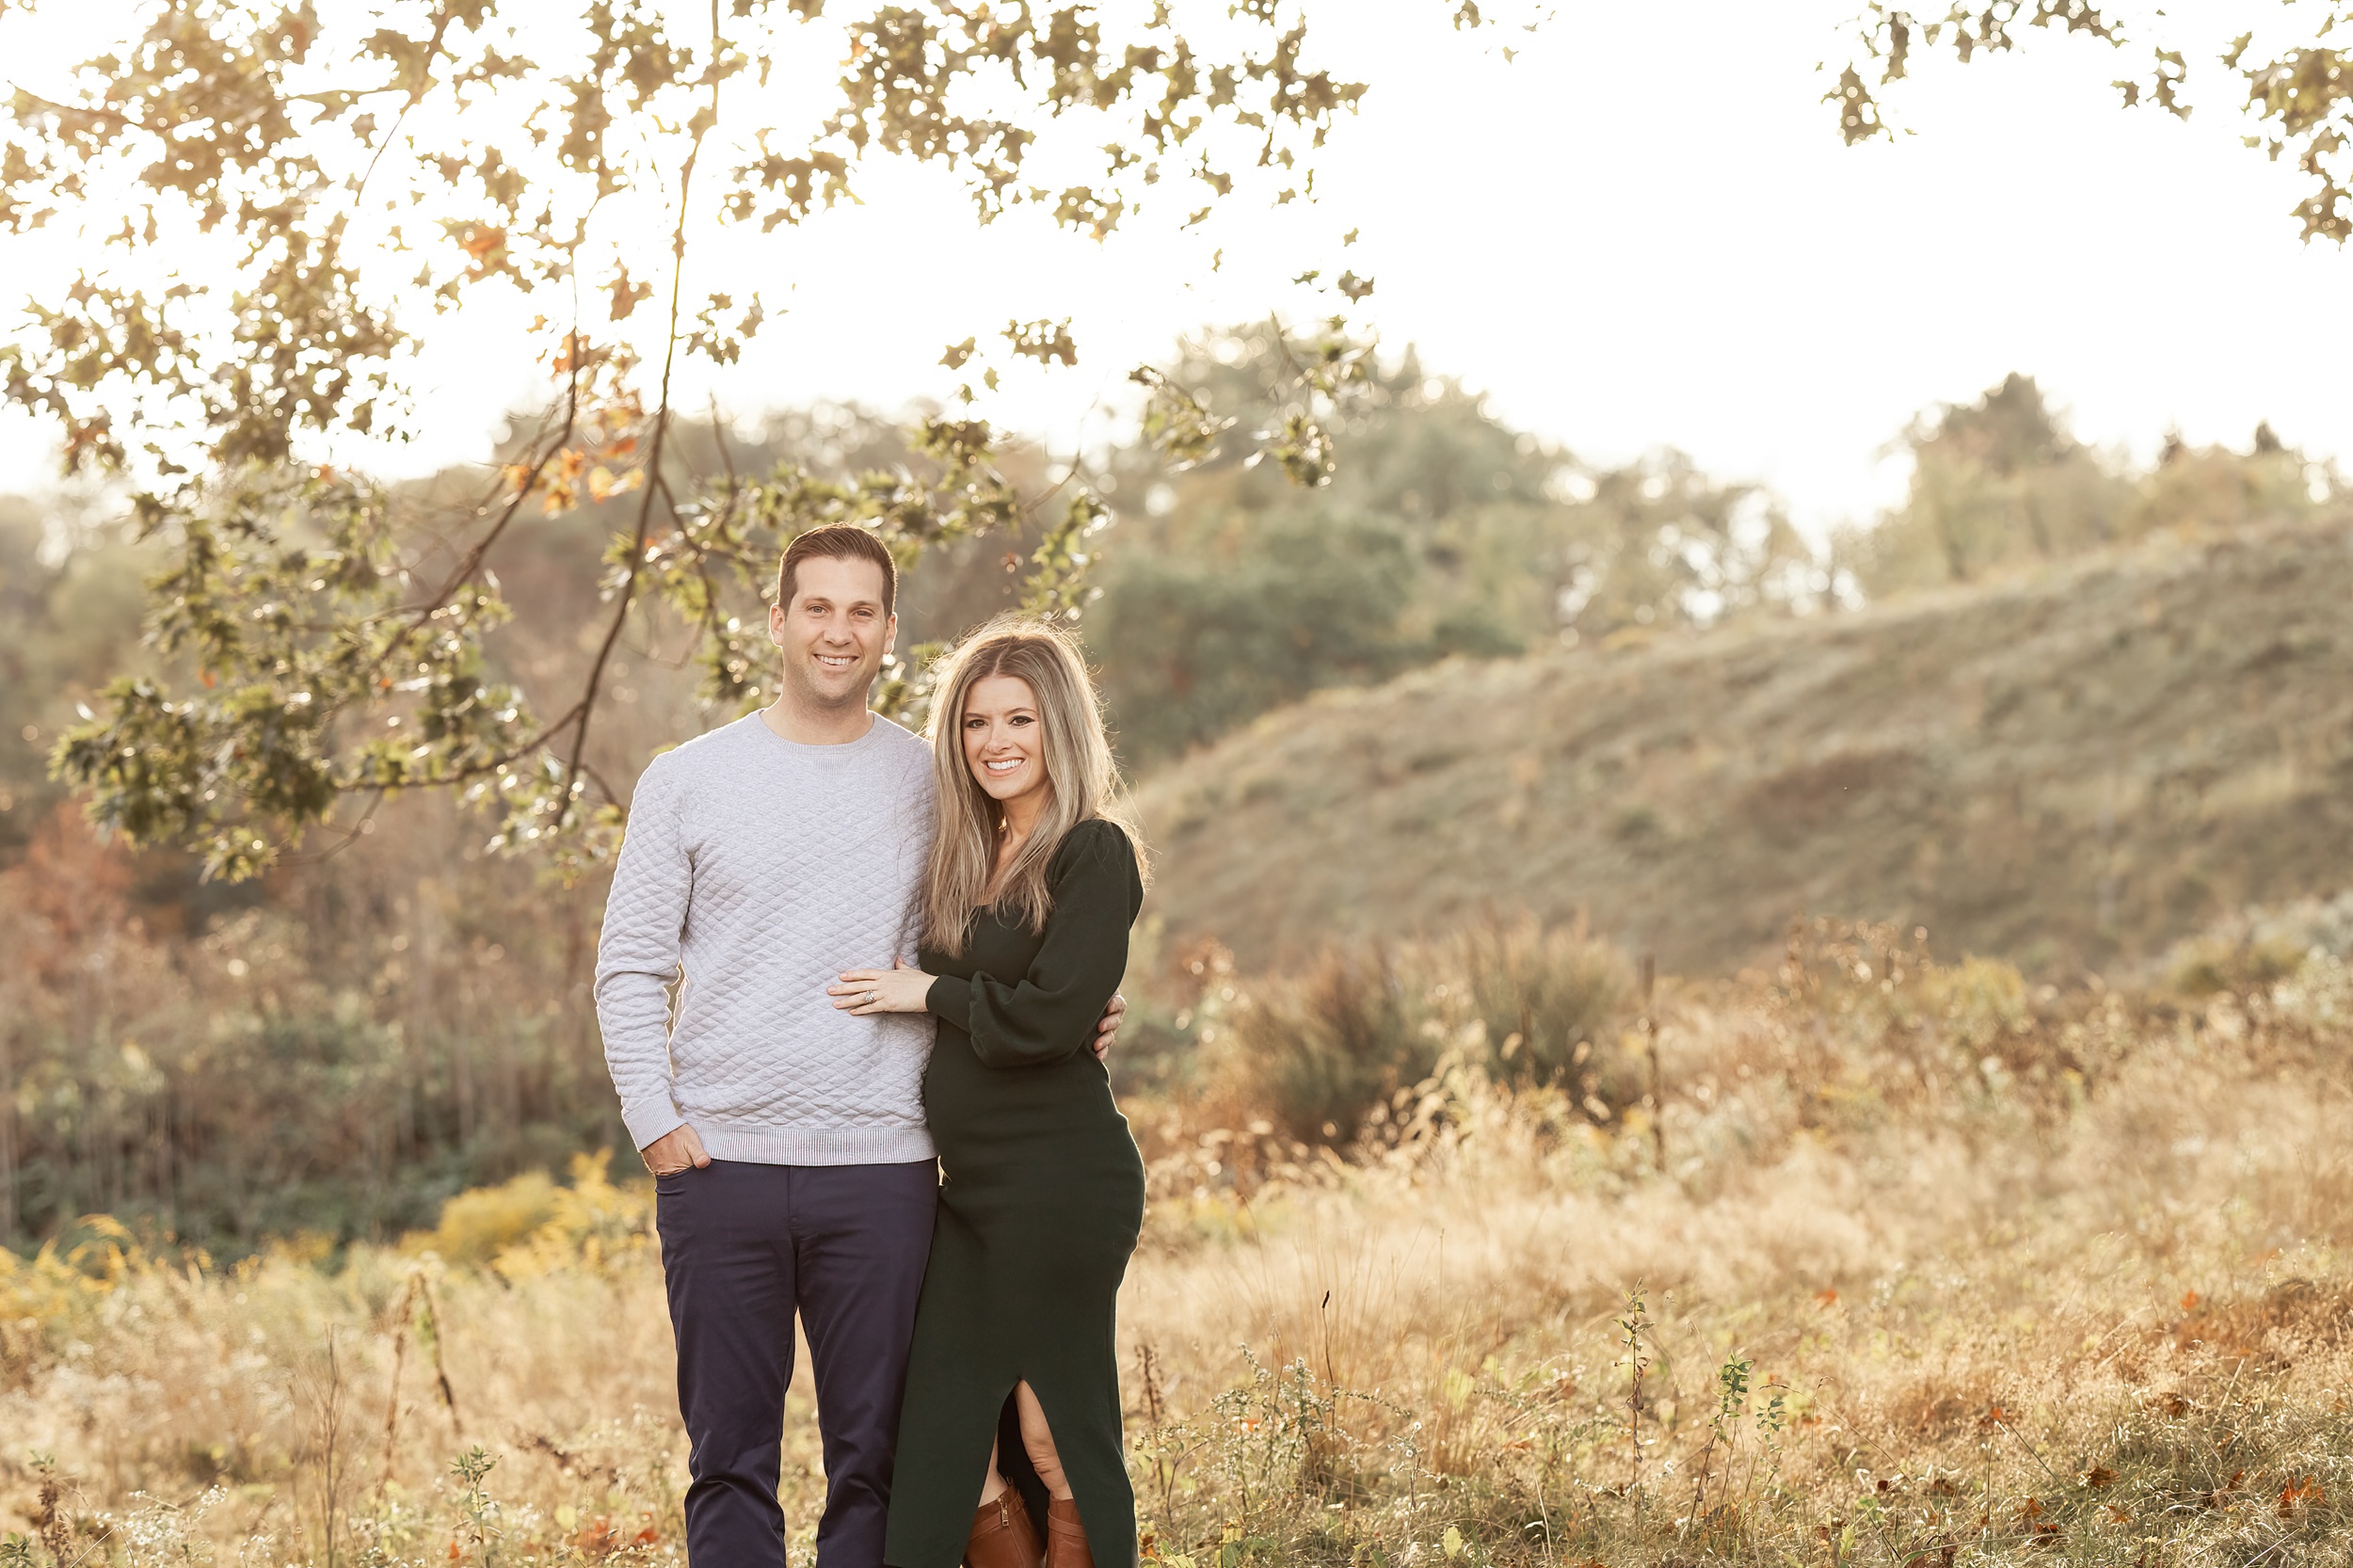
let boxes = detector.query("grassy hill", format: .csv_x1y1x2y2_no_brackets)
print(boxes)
1130,518,2353,978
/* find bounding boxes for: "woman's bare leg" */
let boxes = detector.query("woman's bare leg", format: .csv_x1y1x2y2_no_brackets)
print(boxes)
978,1432,1010,1507
1014,1381,1075,1500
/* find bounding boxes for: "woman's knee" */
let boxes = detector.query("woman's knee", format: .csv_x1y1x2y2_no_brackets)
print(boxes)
1014,1382,1072,1497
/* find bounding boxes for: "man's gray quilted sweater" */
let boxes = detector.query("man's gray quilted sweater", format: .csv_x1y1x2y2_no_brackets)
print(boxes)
594,712,938,1165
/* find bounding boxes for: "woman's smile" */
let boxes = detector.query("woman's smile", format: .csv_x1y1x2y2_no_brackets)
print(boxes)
962,674,1048,808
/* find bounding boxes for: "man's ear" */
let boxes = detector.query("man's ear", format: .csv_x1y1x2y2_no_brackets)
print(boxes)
884,611,899,653
768,599,788,648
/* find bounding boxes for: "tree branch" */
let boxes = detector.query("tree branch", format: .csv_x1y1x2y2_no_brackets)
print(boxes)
554,6,722,831
343,273,588,715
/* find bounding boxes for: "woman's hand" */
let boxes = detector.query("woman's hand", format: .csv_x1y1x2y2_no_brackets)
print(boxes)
830,957,935,1015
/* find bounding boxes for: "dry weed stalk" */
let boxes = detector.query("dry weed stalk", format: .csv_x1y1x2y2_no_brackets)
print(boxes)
294,1332,350,1568
378,1266,466,1493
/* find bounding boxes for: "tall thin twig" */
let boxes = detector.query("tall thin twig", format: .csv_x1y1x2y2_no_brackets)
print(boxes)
1641,954,1664,1172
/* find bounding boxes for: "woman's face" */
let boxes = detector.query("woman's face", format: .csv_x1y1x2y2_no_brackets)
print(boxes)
961,674,1049,813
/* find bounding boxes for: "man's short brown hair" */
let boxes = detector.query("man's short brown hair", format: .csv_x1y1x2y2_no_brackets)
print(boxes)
776,525,897,616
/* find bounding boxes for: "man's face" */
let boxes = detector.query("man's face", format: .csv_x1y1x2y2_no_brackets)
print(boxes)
769,554,896,712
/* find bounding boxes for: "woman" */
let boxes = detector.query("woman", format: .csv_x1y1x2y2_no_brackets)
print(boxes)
830,616,1149,1568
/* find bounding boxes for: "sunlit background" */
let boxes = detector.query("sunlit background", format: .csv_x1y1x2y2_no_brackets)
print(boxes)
3,0,2343,531
14,8,2353,1562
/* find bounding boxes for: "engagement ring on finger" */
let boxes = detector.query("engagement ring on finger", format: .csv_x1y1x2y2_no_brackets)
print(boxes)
866,989,878,1004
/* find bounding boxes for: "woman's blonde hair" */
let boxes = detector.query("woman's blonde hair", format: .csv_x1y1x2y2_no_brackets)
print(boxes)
921,616,1147,954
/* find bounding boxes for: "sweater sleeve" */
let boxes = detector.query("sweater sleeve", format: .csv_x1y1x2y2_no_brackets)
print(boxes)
896,750,939,964
593,759,693,1149
924,821,1142,1070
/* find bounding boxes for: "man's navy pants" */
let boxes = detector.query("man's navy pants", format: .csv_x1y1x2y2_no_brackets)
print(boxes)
655,1158,938,1568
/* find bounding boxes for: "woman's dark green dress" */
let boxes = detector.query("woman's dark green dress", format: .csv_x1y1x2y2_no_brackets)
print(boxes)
884,819,1147,1568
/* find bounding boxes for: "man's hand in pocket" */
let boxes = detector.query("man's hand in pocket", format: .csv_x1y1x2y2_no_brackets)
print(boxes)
642,1124,712,1177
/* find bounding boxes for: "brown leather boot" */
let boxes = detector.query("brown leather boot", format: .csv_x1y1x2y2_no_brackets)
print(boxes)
964,1488,1043,1568
1042,1496,1093,1568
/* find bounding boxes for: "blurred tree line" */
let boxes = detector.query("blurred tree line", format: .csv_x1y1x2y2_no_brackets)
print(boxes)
1085,326,1826,763
0,345,2336,1250
1835,374,2338,595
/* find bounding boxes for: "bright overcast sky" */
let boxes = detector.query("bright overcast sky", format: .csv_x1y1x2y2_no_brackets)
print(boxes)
2,0,2343,535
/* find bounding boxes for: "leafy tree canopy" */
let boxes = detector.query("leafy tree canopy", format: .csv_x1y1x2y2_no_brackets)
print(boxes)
1835,3,2353,242
0,0,1510,879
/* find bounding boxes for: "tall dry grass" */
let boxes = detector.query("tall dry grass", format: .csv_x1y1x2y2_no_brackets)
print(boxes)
6,919,2353,1566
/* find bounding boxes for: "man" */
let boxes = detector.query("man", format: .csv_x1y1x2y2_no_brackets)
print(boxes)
594,525,1119,1568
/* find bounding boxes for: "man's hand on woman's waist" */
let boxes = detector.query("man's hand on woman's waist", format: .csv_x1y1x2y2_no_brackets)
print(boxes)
828,961,1128,1063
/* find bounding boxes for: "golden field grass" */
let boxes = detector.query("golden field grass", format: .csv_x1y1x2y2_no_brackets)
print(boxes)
5,920,2352,1568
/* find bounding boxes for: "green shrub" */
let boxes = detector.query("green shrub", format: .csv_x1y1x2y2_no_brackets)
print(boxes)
1223,918,1636,1145
2165,933,2309,999
1225,945,1436,1145
1916,954,2030,1050
1452,918,1632,1088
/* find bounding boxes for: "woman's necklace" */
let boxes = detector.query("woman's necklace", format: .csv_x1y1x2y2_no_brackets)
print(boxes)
985,819,1027,902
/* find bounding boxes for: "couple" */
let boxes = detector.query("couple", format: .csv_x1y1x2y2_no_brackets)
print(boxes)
593,525,1148,1568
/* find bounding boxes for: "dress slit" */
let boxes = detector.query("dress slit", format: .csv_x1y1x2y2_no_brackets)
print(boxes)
1015,1367,1131,1567
994,1384,1050,1544
968,1377,1125,1561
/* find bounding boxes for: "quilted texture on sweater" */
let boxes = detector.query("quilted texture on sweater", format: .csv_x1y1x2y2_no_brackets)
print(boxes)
593,712,940,1165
